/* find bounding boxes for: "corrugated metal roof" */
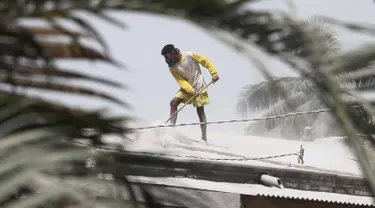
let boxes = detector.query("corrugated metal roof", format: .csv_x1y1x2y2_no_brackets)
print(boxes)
68,177,240,208
243,184,375,206
127,176,375,206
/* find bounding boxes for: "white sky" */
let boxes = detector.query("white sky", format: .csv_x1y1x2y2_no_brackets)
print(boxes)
21,0,375,134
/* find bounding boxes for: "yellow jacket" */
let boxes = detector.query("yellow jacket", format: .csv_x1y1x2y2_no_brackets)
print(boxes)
169,52,218,95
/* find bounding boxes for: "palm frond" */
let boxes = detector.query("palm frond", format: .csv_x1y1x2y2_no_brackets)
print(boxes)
83,0,332,63
0,2,141,206
0,23,126,107
241,75,375,139
2,1,332,109
277,95,326,139
289,16,341,59
339,79,375,93
0,93,136,207
0,4,129,107
328,45,375,75
6,64,124,88
0,1,345,72
337,65,375,82
318,15,375,37
22,26,87,37
237,77,315,115
287,21,375,195
238,24,375,139
309,111,341,138
245,91,313,135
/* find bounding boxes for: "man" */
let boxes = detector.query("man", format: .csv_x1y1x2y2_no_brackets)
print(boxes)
161,44,219,142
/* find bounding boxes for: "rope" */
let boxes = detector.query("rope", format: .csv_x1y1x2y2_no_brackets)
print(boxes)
130,107,338,131
80,105,370,165
98,145,302,161
79,105,369,167
70,139,304,163
130,104,366,131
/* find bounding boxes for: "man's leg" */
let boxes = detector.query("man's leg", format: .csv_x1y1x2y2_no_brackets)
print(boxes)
196,107,207,142
170,97,183,124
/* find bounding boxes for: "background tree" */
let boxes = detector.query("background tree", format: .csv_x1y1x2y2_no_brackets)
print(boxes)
236,18,375,140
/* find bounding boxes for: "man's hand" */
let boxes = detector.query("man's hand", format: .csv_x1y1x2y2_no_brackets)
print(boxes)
212,75,219,83
193,90,199,98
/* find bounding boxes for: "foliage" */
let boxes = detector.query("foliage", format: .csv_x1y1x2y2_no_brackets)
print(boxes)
237,76,375,139
236,18,375,140
270,20,375,196
0,0,155,207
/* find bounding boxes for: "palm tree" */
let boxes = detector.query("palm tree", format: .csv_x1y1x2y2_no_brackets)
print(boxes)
1,1,338,207
236,18,375,140
231,13,375,194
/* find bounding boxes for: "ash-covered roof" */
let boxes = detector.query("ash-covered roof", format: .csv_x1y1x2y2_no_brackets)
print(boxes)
127,176,375,207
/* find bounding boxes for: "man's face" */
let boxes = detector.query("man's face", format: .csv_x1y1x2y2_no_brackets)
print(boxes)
164,53,178,63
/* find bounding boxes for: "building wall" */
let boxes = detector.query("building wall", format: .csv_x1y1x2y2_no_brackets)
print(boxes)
241,195,370,208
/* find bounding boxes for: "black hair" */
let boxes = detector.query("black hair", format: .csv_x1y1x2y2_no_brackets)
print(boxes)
161,44,181,67
161,44,180,55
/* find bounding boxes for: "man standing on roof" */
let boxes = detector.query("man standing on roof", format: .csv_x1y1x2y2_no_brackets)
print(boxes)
161,44,219,142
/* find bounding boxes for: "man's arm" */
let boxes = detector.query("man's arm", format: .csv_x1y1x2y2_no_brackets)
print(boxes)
169,69,195,95
191,52,218,77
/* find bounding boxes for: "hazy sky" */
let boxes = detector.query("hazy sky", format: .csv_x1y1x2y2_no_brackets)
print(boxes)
23,0,375,134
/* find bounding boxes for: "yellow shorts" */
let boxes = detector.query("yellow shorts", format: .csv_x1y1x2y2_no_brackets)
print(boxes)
175,89,210,107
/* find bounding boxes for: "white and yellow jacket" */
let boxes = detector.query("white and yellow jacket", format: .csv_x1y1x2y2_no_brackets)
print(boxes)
169,51,218,95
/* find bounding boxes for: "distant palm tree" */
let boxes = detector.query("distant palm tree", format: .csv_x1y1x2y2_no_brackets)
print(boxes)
236,18,375,140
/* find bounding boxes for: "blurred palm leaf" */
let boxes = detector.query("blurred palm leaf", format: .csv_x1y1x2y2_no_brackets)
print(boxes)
22,26,87,37
4,0,331,63
0,1,332,105
297,41,375,197
318,15,375,37
0,0,160,207
0,93,136,207
0,22,124,105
